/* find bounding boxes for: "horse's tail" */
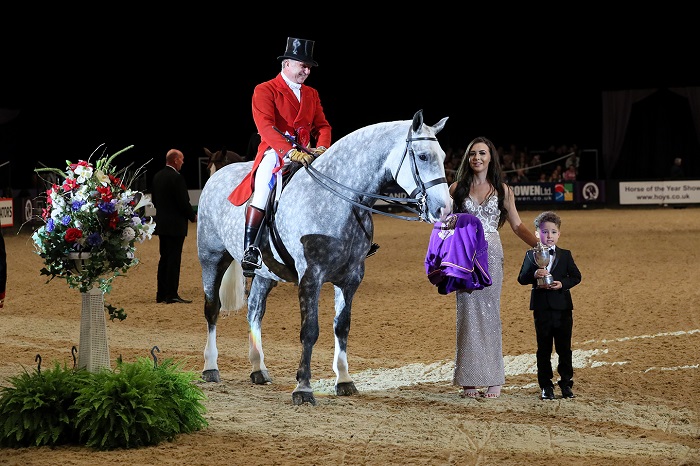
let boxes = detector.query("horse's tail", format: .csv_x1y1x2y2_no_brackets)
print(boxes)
219,260,247,312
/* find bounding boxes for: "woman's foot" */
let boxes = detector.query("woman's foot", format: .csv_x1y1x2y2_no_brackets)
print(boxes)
460,386,480,398
482,385,501,398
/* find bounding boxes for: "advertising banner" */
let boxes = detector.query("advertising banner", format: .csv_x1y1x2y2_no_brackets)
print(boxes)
619,180,700,205
0,198,13,227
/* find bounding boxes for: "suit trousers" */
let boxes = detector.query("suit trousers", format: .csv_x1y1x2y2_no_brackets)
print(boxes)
157,235,186,301
533,308,573,389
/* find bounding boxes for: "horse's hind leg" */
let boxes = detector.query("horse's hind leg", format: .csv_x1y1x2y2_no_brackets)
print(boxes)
333,278,361,397
202,251,241,383
247,275,276,385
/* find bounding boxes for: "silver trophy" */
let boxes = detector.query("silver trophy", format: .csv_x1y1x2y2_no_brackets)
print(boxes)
533,242,554,287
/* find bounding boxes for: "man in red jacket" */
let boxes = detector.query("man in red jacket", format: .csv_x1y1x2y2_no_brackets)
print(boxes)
228,37,331,276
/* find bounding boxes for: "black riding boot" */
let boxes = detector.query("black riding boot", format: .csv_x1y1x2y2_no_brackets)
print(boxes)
242,205,265,277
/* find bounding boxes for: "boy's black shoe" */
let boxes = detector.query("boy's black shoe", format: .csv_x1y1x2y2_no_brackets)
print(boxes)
560,385,575,399
540,387,555,400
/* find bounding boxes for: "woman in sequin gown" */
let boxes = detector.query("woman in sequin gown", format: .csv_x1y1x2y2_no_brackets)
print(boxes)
448,137,539,398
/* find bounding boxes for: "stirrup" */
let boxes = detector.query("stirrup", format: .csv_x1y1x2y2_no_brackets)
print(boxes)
242,246,262,271
366,242,380,258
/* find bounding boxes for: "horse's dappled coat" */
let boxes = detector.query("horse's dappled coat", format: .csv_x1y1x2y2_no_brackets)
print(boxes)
196,110,452,405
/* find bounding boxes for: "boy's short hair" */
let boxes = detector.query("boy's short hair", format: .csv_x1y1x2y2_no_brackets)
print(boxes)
534,211,561,229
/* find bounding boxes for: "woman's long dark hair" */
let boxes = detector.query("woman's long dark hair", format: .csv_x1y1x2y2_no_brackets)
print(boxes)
452,136,508,228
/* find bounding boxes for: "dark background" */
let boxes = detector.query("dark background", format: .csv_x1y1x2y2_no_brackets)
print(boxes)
1,22,698,193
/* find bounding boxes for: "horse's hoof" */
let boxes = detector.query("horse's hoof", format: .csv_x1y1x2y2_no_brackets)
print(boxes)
292,391,317,406
250,370,272,385
336,382,358,396
202,369,220,383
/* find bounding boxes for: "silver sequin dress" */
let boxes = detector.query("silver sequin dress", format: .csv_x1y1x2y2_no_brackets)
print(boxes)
453,194,506,387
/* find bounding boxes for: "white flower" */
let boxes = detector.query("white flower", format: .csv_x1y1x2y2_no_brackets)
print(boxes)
94,169,110,185
121,227,136,243
73,164,93,183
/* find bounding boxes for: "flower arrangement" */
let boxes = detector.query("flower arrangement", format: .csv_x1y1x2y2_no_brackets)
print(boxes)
31,145,155,320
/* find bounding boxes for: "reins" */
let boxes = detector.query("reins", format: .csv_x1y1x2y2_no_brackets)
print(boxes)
303,125,447,222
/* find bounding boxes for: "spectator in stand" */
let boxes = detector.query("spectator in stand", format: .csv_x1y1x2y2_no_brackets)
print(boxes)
549,165,563,183
501,152,515,174
514,151,530,175
510,168,530,184
537,172,548,183
529,153,543,179
562,165,577,181
565,147,580,174
670,157,684,179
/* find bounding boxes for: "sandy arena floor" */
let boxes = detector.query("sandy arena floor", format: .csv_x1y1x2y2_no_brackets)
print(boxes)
1,207,698,466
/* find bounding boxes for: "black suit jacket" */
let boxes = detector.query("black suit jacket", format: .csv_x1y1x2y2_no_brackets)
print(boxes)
517,247,581,311
151,166,196,237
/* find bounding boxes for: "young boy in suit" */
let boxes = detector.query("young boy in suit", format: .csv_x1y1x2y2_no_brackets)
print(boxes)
517,211,581,400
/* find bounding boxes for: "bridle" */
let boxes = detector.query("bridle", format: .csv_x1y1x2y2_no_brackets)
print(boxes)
304,125,447,222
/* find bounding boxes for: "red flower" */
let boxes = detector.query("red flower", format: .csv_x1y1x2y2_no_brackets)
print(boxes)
69,160,91,171
64,228,83,243
109,174,125,190
97,185,113,202
107,212,119,229
62,178,78,192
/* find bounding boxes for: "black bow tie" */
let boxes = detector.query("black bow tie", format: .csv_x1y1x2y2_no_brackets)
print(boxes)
549,249,555,255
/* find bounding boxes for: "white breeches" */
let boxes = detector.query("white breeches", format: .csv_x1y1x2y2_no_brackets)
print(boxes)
250,148,284,210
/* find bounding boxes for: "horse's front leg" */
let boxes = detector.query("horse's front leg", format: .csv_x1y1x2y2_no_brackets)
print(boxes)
332,273,362,396
292,273,323,406
247,275,276,385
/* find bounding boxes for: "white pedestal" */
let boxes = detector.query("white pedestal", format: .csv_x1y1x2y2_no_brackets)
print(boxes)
78,287,111,372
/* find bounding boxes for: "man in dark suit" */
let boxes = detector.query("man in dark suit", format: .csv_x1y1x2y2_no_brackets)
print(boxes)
151,148,197,304
517,211,581,400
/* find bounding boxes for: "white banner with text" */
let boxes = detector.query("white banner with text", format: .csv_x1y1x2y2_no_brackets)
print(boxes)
619,180,700,205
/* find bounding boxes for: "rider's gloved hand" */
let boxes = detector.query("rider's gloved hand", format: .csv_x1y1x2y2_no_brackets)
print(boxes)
312,146,327,157
289,148,315,168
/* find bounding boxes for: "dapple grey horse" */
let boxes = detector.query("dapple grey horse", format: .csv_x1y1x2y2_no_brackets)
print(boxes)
197,110,452,405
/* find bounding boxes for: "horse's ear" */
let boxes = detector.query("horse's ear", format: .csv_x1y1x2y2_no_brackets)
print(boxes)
432,116,449,135
412,109,424,132
204,147,212,157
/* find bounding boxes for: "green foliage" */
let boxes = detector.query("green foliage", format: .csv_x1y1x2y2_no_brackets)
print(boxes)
0,357,208,450
0,362,91,447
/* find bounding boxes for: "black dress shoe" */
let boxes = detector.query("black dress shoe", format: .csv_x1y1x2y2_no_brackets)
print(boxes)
165,296,192,304
540,387,555,400
560,385,575,399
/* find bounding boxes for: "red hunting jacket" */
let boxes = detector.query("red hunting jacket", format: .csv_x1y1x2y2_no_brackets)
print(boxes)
228,73,332,206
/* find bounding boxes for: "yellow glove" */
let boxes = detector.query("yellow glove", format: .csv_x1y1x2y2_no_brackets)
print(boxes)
312,146,327,157
289,149,315,168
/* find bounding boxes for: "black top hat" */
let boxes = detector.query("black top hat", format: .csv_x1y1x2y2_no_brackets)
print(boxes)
277,37,318,67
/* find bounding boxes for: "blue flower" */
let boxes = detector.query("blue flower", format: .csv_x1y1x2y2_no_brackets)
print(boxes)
99,202,116,214
87,232,103,247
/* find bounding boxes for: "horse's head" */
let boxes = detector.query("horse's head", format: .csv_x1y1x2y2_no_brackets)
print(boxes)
392,110,452,223
204,147,245,176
